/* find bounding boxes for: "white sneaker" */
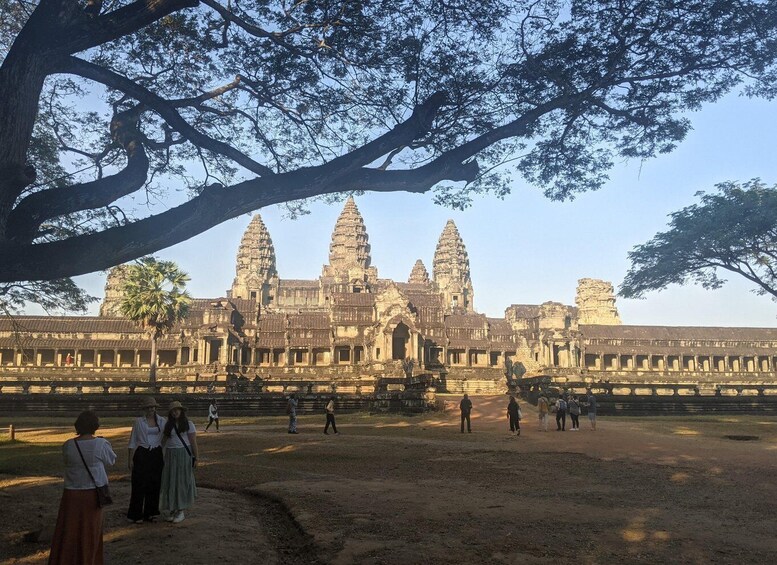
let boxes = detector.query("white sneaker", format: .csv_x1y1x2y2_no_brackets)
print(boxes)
164,512,175,522
172,511,185,524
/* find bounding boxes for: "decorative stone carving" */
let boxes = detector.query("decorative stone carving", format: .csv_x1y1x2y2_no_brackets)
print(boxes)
576,278,621,325
408,260,430,284
230,214,278,301
433,220,474,312
99,265,129,317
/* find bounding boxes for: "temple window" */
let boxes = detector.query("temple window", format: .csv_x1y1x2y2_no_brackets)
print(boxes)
337,347,351,363
375,347,381,360
354,347,363,363
490,352,500,366
250,291,257,300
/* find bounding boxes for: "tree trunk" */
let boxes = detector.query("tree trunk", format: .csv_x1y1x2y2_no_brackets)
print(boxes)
150,332,158,385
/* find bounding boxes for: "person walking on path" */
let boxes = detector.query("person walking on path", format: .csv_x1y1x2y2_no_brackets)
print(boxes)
537,392,550,432
48,410,116,565
287,393,299,434
324,396,338,434
506,395,521,436
204,399,219,432
460,393,473,433
586,389,598,431
127,397,166,524
160,401,198,524
555,396,567,431
568,395,581,431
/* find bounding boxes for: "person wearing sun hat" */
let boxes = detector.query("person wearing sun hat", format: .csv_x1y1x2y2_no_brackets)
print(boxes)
160,400,198,524
127,396,167,523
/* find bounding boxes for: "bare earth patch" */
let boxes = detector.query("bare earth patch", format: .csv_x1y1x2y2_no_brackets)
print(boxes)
2,395,777,564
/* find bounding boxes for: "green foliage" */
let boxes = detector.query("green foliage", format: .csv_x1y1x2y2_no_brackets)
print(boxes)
620,179,777,301
119,257,191,334
0,279,95,315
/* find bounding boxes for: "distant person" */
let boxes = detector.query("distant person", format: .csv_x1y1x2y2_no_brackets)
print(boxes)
127,397,166,523
160,401,198,524
65,353,73,366
568,395,581,431
48,410,116,565
460,393,473,433
287,393,299,434
506,395,521,436
324,396,338,435
555,396,567,431
205,399,219,432
537,392,550,432
586,389,598,431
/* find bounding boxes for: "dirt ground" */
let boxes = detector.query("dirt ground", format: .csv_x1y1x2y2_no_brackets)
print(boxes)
2,395,777,564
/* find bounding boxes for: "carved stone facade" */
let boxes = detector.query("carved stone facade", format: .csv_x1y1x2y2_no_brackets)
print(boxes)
1,198,776,393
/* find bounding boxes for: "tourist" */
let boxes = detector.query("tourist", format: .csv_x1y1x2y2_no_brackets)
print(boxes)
160,401,198,524
65,352,73,366
586,389,598,431
506,395,521,436
568,395,582,430
48,410,116,565
324,395,338,435
127,397,166,523
460,393,473,433
537,392,550,431
204,399,219,432
287,393,299,434
555,395,567,431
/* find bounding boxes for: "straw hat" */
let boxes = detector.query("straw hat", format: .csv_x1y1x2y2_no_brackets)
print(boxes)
168,400,186,412
141,396,158,409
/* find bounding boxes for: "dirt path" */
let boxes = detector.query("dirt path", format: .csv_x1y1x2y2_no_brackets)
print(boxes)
3,396,777,564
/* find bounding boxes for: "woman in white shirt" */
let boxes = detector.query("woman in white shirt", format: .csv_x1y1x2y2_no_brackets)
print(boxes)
48,410,116,565
159,400,198,524
127,396,166,523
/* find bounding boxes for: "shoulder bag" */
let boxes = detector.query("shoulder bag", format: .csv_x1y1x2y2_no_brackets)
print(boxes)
73,439,113,507
174,425,197,468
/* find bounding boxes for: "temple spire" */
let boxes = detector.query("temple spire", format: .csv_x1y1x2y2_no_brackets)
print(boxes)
230,214,278,301
322,197,378,286
433,220,474,312
408,259,430,284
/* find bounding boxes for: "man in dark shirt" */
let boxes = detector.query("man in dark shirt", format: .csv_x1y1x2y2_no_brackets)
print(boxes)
586,389,597,431
460,394,473,433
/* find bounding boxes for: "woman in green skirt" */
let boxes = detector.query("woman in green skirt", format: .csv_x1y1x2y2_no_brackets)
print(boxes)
160,401,198,523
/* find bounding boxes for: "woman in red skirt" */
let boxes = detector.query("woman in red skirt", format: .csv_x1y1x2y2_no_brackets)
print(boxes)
48,410,116,565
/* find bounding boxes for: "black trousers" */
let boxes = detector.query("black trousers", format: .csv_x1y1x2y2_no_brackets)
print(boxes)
127,446,164,520
509,415,520,432
570,413,580,429
324,413,338,433
461,412,471,432
205,416,219,430
556,410,566,430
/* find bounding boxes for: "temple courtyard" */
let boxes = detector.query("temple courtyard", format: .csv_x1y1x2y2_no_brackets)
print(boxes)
2,397,777,564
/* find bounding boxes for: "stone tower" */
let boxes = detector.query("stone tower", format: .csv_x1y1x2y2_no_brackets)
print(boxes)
433,220,474,312
575,278,622,325
322,197,378,287
99,265,128,317
408,260,430,285
229,214,278,302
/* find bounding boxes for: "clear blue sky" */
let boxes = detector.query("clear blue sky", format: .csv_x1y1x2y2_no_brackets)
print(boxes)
62,91,777,327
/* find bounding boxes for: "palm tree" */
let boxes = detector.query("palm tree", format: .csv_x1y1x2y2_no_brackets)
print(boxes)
120,257,191,384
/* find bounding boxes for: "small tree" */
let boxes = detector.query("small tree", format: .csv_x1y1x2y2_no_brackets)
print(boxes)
620,180,777,301
120,257,191,384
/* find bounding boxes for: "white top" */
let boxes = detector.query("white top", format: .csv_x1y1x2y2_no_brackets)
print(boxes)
63,437,116,490
208,404,219,418
128,415,167,450
164,421,196,449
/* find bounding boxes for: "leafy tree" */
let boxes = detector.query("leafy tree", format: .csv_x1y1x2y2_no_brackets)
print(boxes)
620,180,777,302
119,257,191,383
1,0,777,284
0,279,95,315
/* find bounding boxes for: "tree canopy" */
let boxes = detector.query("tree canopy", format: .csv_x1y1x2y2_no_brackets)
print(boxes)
119,256,190,381
2,0,777,286
620,179,777,302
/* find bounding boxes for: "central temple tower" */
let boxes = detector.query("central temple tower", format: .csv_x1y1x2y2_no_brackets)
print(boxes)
433,220,474,312
322,197,378,291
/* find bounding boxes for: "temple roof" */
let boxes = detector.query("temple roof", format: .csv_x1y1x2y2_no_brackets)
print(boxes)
327,197,371,271
580,325,777,342
408,259,430,284
0,316,138,334
433,220,471,285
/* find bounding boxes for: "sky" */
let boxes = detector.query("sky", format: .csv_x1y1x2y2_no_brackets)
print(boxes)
60,91,777,327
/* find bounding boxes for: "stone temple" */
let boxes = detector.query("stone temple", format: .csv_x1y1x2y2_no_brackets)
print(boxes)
1,197,776,395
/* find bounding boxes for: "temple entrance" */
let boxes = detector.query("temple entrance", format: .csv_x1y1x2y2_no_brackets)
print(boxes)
392,323,410,360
